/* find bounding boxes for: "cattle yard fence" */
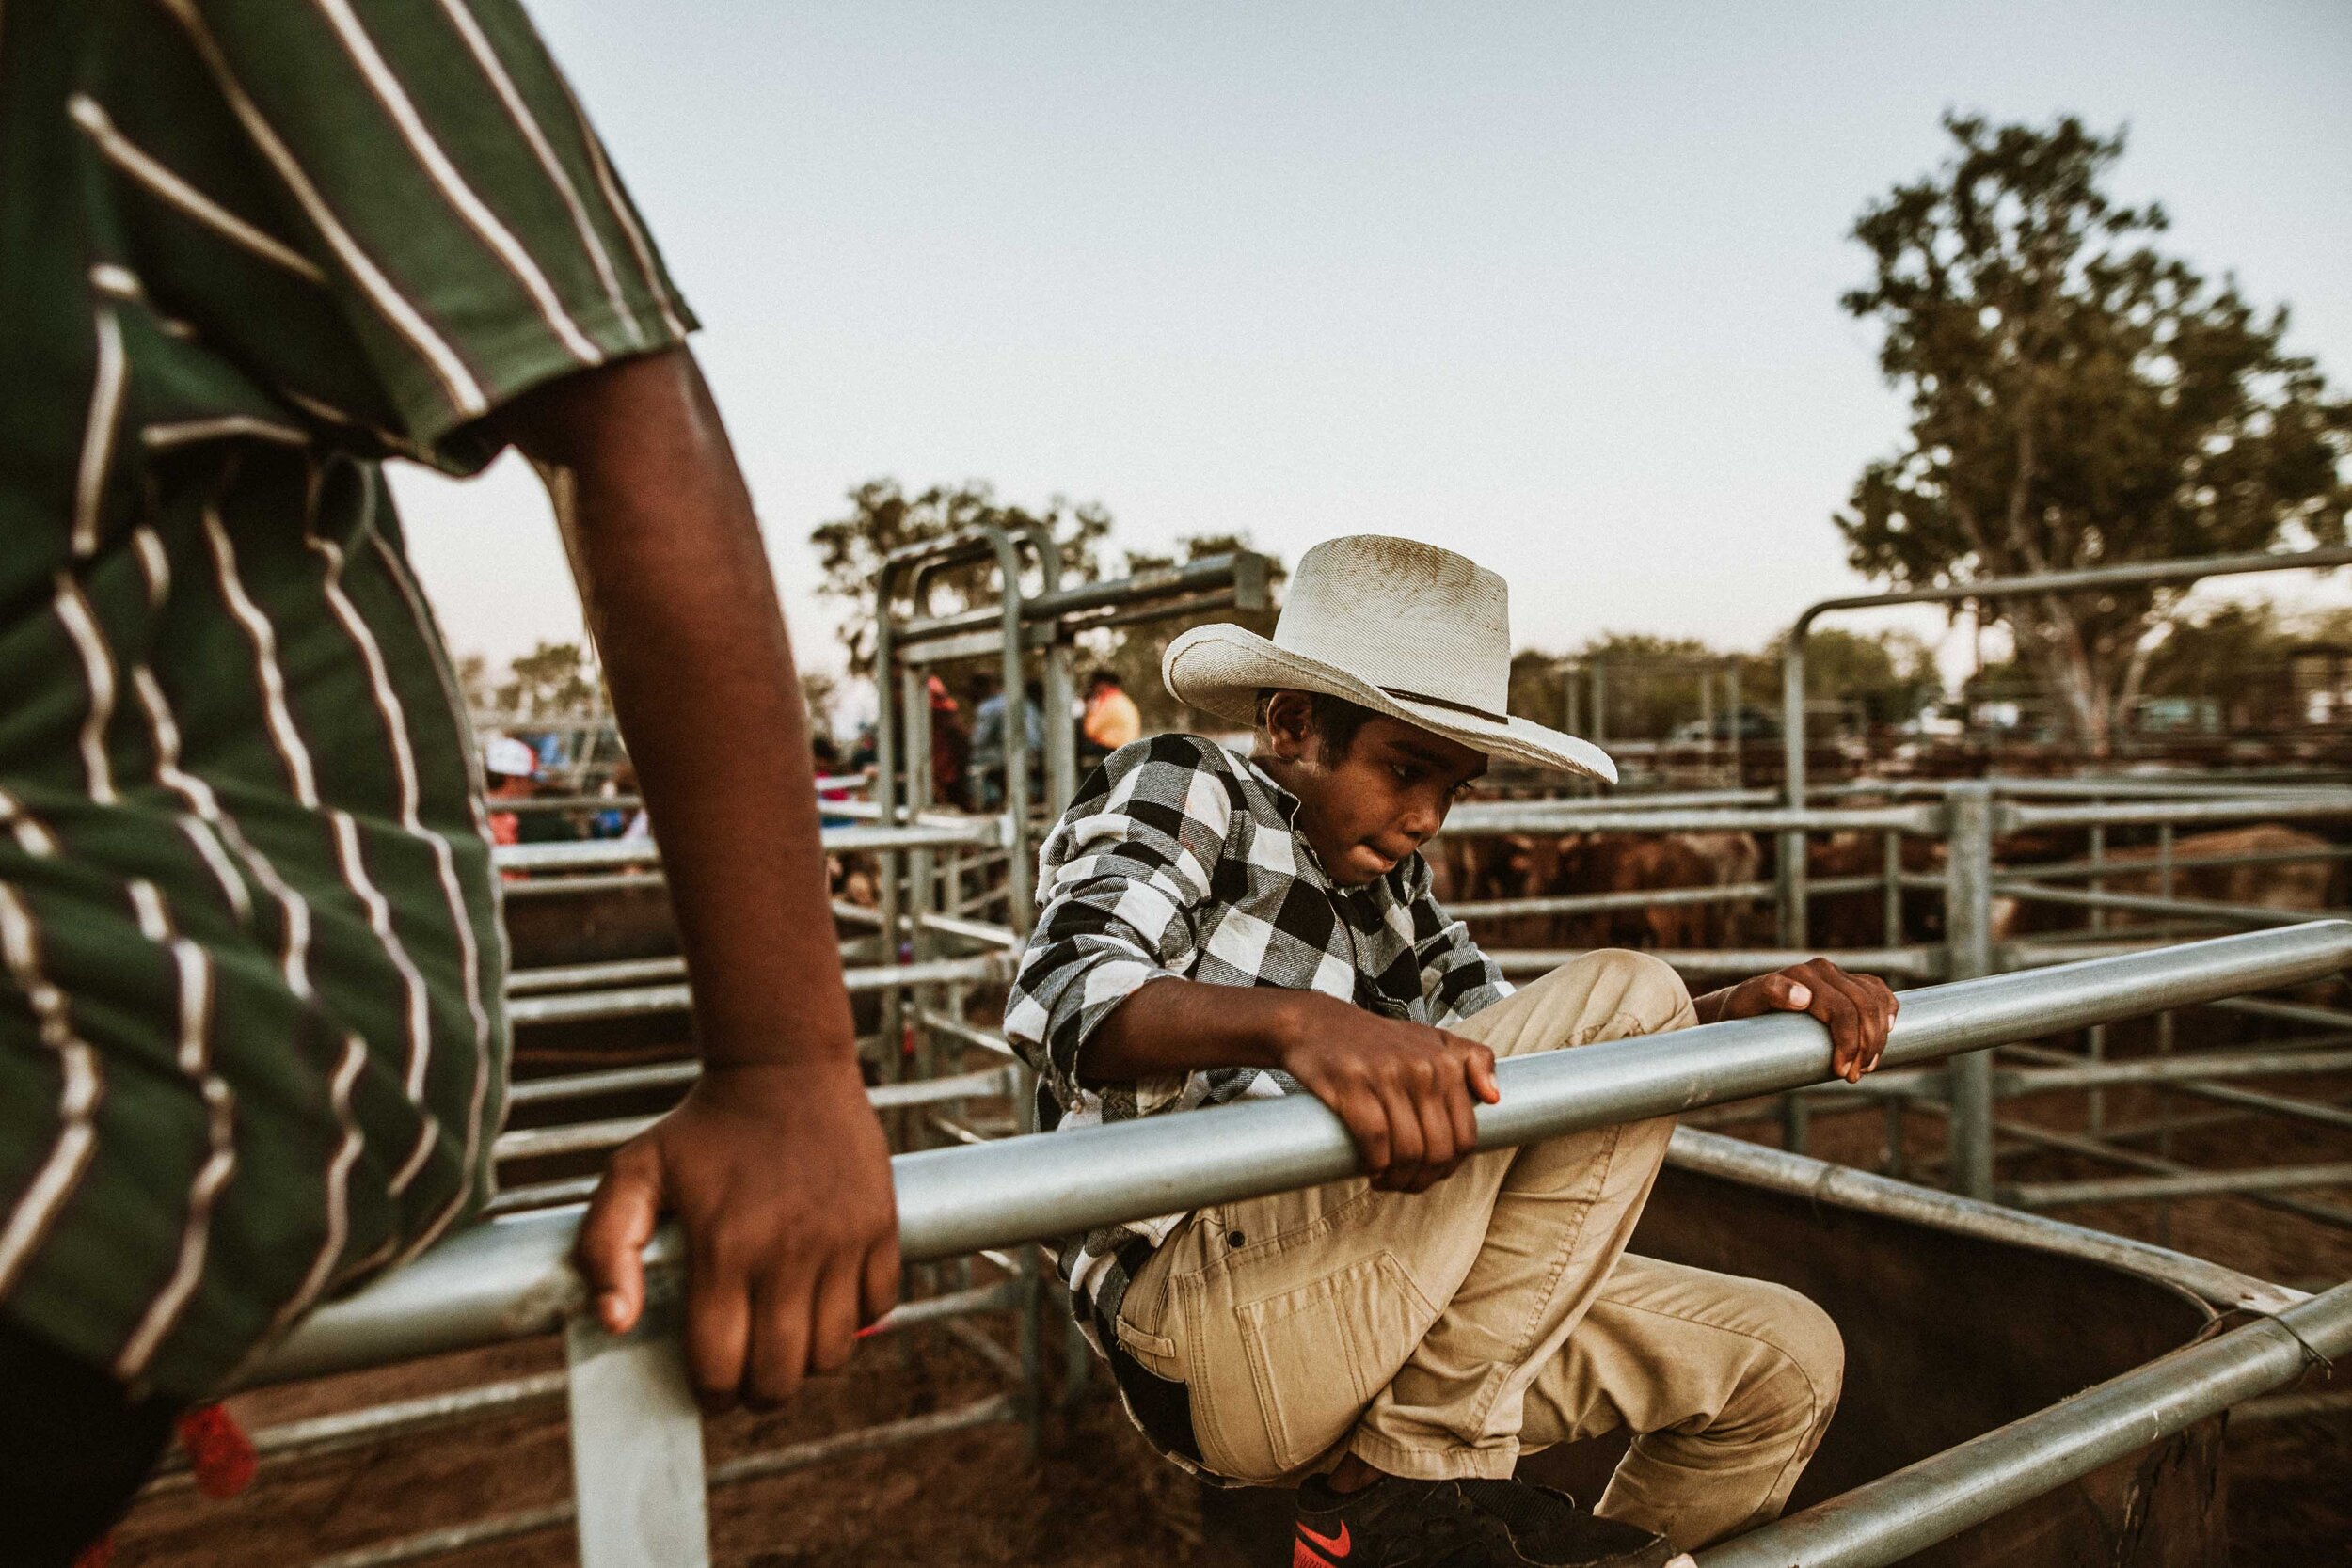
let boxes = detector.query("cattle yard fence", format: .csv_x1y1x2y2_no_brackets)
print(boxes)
1433,775,2352,1209
216,924,2352,1568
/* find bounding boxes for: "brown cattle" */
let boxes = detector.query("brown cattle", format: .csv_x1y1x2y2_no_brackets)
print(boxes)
1671,832,1764,945
1433,829,1771,951
1992,824,2340,940
1806,832,1947,950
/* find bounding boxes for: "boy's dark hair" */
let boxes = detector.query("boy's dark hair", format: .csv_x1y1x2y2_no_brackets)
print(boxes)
1255,688,1376,758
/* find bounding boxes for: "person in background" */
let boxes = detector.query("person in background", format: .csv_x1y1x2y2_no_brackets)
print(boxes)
1,5,896,1560
482,735,564,847
967,675,1045,812
591,756,638,840
810,735,856,829
848,721,881,775
1078,667,1144,769
927,673,969,807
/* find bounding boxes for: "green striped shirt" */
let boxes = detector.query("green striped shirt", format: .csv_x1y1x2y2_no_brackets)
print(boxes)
0,0,693,1397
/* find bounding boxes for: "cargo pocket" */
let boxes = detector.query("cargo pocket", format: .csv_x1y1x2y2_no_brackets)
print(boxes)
1236,1251,1434,1476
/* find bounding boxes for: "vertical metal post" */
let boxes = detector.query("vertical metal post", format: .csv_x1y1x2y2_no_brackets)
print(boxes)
1778,1075,1812,1157
2155,822,2178,1163
1041,643,1078,822
1881,829,1901,949
1698,660,1716,784
1777,642,1807,949
905,667,941,1092
1591,660,1608,748
2086,817,2107,1132
985,527,1050,1450
871,589,906,1095
1563,664,1581,738
567,1293,710,1568
1724,660,1743,788
1944,783,1997,1201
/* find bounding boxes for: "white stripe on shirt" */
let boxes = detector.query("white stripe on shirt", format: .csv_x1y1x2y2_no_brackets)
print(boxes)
112,883,240,1383
157,0,489,417
72,308,126,558
548,66,687,340
0,823,105,1302
68,95,328,284
436,0,642,348
51,573,119,806
312,0,604,365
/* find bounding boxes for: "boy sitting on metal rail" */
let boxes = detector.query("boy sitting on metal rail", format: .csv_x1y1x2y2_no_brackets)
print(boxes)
1006,535,1897,1568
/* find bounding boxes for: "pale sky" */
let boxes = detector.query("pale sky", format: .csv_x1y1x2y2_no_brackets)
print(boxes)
390,0,2352,705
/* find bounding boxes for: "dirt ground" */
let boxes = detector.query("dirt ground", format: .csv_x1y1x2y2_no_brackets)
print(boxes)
115,1055,2352,1568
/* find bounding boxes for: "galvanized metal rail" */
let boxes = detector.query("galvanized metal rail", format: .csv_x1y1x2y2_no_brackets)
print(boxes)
225,927,2351,1568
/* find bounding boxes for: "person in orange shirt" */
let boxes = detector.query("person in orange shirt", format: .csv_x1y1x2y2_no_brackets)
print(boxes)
1081,669,1144,768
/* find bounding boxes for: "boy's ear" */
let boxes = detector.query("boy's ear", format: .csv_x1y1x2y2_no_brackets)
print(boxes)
1259,689,1315,761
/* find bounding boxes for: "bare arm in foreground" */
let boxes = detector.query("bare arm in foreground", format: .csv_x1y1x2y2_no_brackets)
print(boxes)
485,347,898,1409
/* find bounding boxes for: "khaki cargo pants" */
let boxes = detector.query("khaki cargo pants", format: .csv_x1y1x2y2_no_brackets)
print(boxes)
1113,950,1844,1551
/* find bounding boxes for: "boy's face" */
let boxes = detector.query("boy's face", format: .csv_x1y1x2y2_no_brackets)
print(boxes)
1259,692,1486,886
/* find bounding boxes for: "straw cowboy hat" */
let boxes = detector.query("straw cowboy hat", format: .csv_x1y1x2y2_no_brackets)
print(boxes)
1163,534,1616,782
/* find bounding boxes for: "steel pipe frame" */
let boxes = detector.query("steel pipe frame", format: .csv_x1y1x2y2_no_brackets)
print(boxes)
155,1279,1024,1508
1488,945,1941,978
2009,843,2352,883
255,923,2352,1386
1993,880,2347,931
886,550,1269,650
2007,793,2352,831
302,1394,1024,1568
1442,802,1941,836
1776,546,2352,946
1693,1279,2352,1568
1820,774,2352,802
234,927,2352,1568
1994,1046,2352,1094
142,1370,569,1495
1843,1041,2352,1108
495,1066,1021,1163
504,953,1014,1026
2165,1079,2352,1133
1663,1128,2301,1314
502,915,1017,1001
1443,875,1883,923
2009,1161,2352,1209
491,818,1002,874
1994,1118,2352,1229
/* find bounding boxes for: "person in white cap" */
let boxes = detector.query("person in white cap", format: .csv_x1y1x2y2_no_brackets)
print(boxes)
1004,535,1896,1566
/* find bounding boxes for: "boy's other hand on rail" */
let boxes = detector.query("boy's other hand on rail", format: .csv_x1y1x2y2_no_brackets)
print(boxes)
573,1057,900,1410
1274,993,1501,1194
1696,958,1898,1084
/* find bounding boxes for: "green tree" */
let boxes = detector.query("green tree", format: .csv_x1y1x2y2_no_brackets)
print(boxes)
494,640,603,719
1836,113,2350,754
809,480,1112,678
1774,627,1944,729
1092,533,1286,732
1537,632,1719,740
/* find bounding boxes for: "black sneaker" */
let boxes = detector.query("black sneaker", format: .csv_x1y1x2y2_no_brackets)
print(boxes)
1292,1473,1686,1568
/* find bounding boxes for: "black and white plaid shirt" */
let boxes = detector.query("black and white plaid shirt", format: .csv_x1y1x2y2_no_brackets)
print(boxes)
1003,733,1510,1357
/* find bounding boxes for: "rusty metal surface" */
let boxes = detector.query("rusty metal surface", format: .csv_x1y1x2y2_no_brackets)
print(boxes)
1202,1161,2225,1566
1589,1164,2222,1565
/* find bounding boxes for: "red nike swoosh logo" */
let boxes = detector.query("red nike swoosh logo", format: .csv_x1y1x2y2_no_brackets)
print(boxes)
1297,1521,1351,1558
